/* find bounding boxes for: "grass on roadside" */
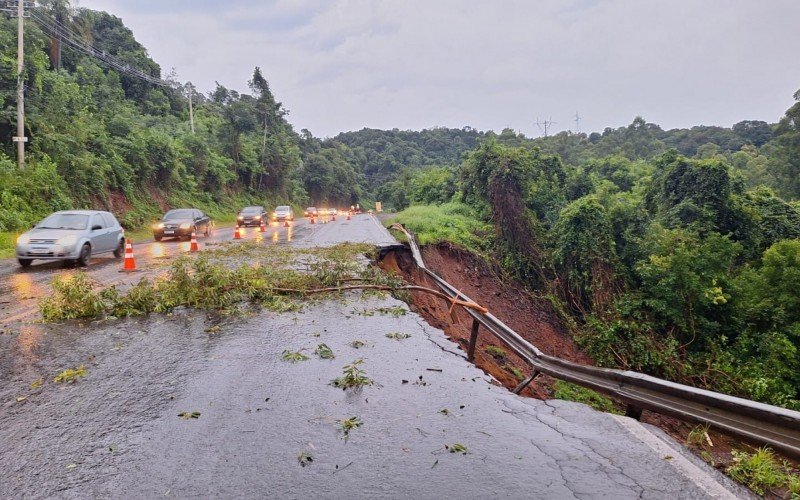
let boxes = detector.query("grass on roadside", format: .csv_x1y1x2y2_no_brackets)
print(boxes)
0,231,19,259
552,380,622,415
385,202,492,256
726,447,800,497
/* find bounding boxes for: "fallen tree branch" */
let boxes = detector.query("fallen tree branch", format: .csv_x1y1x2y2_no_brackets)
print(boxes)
271,284,489,314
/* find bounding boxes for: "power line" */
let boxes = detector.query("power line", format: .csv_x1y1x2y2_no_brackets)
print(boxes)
29,8,172,87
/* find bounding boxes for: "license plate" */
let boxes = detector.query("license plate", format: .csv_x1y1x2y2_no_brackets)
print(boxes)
164,230,174,235
30,248,50,254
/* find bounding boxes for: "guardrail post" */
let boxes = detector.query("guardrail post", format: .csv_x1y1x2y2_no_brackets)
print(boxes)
467,319,480,362
625,404,643,421
513,370,539,394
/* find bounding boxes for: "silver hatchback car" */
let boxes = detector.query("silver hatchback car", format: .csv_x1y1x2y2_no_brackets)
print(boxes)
15,210,125,268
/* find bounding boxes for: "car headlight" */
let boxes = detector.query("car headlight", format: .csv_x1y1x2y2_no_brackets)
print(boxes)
237,216,244,220
17,234,30,245
180,223,192,229
153,222,164,229
253,216,261,220
57,235,77,246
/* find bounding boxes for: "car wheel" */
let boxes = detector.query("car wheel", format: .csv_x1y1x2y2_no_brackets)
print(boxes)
154,234,162,242
18,258,32,268
77,244,92,267
113,239,125,258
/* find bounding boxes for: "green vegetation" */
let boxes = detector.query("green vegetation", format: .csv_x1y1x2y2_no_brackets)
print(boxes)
485,345,507,360
314,343,335,359
378,92,800,411
446,443,468,455
387,202,491,255
686,424,711,448
336,416,363,442
38,242,380,321
178,412,201,420
726,448,800,497
331,359,372,389
552,381,621,415
281,350,309,363
53,365,87,384
385,332,411,340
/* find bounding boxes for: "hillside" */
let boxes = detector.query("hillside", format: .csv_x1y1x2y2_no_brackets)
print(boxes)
0,4,367,234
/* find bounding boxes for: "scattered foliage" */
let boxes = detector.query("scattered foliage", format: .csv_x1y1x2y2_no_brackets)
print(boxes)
331,360,372,389
53,365,87,384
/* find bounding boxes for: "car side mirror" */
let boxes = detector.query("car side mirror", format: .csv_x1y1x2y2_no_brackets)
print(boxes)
92,225,102,231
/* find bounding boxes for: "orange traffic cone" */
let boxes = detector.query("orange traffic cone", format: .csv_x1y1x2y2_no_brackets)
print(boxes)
284,219,290,227
190,231,199,252
332,213,336,221
259,220,267,233
310,215,315,225
234,225,242,239
346,212,351,220
120,239,138,272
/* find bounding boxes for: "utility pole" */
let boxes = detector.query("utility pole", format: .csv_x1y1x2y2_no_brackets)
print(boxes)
186,82,195,134
11,0,29,167
574,112,581,134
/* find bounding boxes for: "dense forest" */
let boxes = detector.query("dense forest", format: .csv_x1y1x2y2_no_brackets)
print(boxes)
2,2,799,410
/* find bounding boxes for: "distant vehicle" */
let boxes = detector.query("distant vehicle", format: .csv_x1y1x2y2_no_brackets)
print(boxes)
328,208,338,216
237,206,267,227
272,206,294,222
303,207,318,218
153,208,213,241
15,210,125,268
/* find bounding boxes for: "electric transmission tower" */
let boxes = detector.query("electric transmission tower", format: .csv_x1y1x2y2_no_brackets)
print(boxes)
535,117,556,138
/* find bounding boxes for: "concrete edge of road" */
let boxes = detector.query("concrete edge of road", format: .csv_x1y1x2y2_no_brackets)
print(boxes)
612,415,754,499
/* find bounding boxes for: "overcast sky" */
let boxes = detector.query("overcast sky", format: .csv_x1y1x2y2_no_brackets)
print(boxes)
75,0,800,138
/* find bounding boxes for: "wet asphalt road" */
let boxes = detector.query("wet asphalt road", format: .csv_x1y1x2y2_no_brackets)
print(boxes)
0,215,749,498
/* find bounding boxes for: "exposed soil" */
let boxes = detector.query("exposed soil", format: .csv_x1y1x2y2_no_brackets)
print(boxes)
380,243,796,495
381,242,588,400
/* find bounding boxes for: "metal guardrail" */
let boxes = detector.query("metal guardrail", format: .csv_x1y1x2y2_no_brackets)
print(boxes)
385,224,800,459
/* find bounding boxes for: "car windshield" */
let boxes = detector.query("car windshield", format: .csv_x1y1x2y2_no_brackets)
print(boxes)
36,213,89,230
164,209,194,220
276,206,290,211
306,207,316,212
241,207,262,214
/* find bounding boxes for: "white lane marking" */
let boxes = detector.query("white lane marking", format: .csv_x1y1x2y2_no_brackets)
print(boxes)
611,415,738,499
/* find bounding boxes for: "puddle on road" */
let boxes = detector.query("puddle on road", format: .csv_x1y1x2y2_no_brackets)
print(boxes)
16,324,45,360
7,272,48,302
151,242,169,259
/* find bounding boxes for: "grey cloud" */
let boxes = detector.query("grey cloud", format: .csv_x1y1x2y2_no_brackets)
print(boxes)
77,0,800,138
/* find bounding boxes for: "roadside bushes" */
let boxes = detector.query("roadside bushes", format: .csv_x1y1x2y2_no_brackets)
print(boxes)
0,154,73,232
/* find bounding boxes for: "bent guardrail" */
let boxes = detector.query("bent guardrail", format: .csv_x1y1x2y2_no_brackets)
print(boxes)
385,224,800,459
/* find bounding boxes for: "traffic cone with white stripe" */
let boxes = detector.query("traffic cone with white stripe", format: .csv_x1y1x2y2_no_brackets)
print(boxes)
346,211,351,220
120,239,137,272
234,225,242,239
284,219,290,227
190,231,199,252
310,215,315,224
332,213,336,221
259,219,267,233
